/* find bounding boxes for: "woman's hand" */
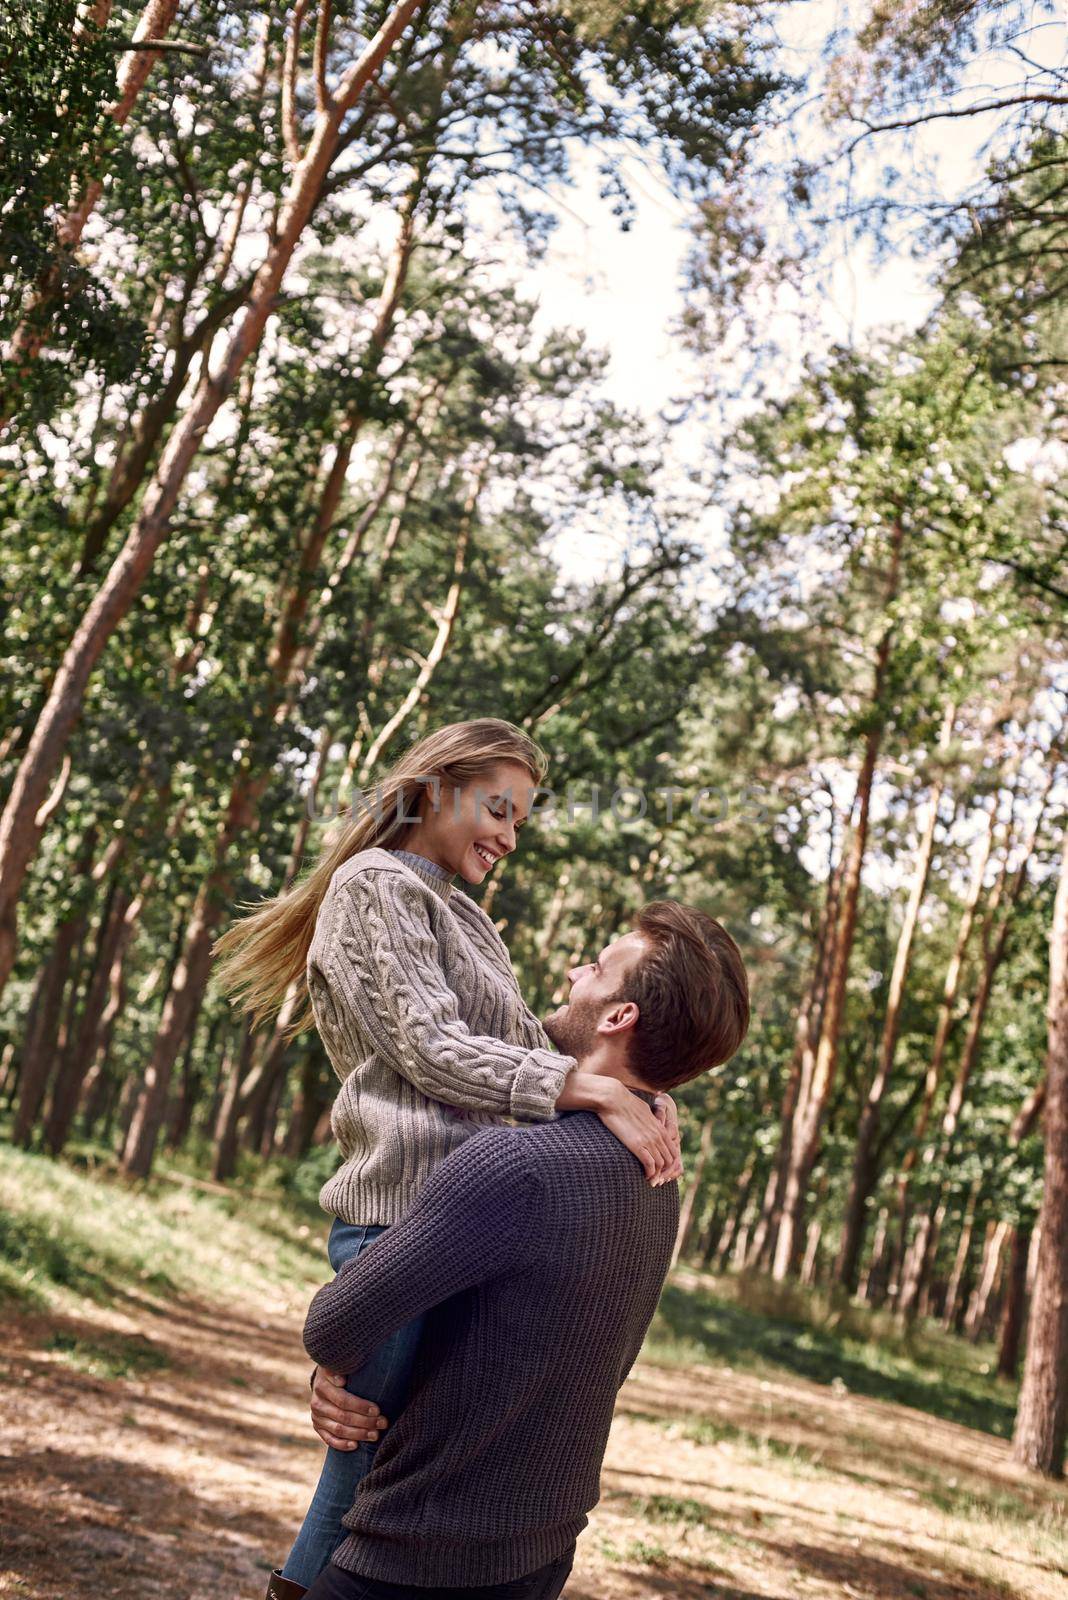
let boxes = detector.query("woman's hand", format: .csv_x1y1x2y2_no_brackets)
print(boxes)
309,1366,388,1451
653,1092,684,1182
557,1071,678,1184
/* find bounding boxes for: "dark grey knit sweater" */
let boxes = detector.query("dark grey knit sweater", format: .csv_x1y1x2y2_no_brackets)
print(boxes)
303,1095,679,1588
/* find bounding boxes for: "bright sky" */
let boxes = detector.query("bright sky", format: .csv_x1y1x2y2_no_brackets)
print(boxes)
502,0,1056,586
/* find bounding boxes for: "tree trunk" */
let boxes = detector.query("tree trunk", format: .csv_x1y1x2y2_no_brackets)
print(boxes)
120,881,219,1176
0,1042,16,1108
11,913,83,1145
672,1116,715,1269
964,1219,1011,1341
76,280,255,575
43,881,129,1154
357,459,485,784
748,812,850,1271
998,1226,1032,1379
239,982,302,1149
11,828,97,1145
114,1070,141,1149
259,1066,288,1158
699,1206,724,1267
889,804,995,1291
211,1020,256,1182
0,0,426,1000
749,991,816,1270
774,525,903,1280
1013,824,1068,1476
859,1205,889,1305
941,1178,979,1330
772,730,876,1276
896,786,1047,1319
801,1221,822,1286
164,1012,209,1150
72,800,191,1147
988,1078,1049,1371
713,1153,756,1272
285,1053,326,1159
9,955,51,1120
836,705,953,1290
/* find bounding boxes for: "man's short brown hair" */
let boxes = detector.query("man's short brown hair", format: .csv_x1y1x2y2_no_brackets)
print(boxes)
620,901,750,1092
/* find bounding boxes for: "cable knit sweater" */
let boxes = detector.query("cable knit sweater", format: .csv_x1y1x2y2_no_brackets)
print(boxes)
303,1104,680,1588
309,847,577,1226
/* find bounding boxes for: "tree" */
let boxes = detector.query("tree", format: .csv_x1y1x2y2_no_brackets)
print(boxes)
0,0,429,999
0,0,184,430
715,321,1045,1279
0,1,141,427
834,701,956,1290
1013,821,1068,1476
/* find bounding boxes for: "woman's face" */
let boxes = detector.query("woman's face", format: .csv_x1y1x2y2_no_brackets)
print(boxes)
410,759,537,884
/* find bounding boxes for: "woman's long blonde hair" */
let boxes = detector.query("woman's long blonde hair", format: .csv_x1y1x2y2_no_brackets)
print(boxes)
212,718,549,1036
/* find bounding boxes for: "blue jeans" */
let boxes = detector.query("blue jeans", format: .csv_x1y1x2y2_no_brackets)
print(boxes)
283,1220,426,1587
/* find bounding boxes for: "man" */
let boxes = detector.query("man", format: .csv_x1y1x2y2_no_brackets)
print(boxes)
292,900,749,1600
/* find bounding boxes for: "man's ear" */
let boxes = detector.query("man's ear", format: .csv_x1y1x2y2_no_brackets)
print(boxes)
601,1000,639,1035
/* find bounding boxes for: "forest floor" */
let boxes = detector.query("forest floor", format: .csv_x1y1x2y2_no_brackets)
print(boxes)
1,1145,1067,1600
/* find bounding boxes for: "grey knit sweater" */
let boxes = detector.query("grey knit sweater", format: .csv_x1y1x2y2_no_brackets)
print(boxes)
308,847,577,1226
303,1102,680,1588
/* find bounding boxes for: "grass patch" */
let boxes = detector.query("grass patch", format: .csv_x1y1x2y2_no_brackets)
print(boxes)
45,1329,171,1380
625,1494,710,1528
0,1142,328,1317
906,1461,1057,1529
621,1538,670,1567
624,1407,836,1478
597,1535,672,1568
646,1271,1017,1439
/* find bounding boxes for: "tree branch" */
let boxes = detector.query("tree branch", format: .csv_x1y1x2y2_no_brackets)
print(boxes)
109,38,209,55
334,0,428,117
282,0,310,168
841,93,1068,160
314,0,334,114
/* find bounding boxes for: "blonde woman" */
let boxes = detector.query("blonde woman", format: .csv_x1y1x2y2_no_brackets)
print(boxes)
213,719,681,1598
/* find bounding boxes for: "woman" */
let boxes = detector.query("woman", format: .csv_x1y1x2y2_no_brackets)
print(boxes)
214,719,681,1598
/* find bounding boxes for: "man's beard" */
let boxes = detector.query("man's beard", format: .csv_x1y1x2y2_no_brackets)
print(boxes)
543,991,619,1061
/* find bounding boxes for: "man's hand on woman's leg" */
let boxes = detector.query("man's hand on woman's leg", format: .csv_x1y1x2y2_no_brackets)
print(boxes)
310,1366,388,1451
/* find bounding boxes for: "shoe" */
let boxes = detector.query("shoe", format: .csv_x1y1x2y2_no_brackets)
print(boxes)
265,1569,308,1599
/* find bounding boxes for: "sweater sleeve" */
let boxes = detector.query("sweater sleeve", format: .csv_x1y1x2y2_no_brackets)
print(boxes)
324,869,575,1122
304,1129,539,1374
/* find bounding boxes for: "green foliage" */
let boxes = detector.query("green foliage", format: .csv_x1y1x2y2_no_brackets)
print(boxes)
0,1142,327,1312
0,1,144,419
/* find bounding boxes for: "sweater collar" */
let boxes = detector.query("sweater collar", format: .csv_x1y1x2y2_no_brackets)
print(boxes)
389,848,457,903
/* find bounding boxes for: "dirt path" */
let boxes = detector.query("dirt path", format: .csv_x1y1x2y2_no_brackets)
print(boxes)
1,1287,1066,1600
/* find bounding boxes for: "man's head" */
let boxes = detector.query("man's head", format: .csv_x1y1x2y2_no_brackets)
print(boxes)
542,901,750,1092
